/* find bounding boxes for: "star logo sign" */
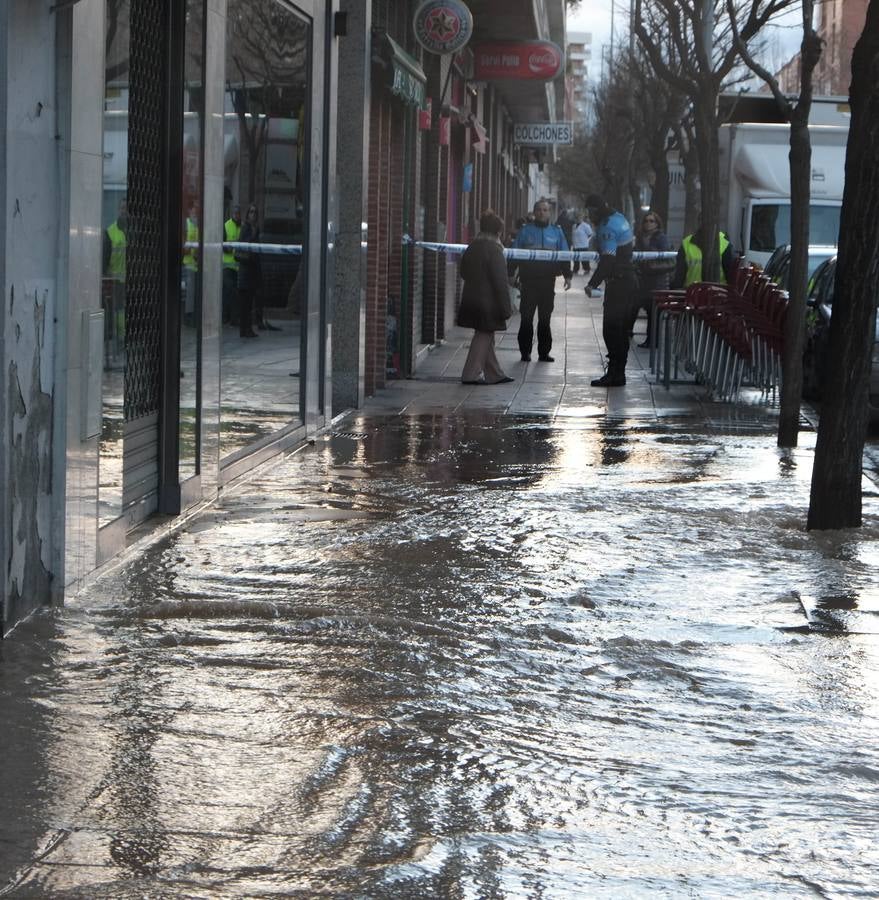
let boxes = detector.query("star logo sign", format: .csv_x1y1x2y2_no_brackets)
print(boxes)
425,8,460,43
413,0,473,54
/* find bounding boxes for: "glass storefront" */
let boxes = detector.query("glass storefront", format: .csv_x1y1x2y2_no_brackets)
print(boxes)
219,0,311,459
98,0,321,533
179,0,205,482
99,0,130,526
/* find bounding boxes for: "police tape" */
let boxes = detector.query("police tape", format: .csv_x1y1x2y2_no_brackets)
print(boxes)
195,239,677,263
402,235,676,262
183,241,306,255
221,241,304,255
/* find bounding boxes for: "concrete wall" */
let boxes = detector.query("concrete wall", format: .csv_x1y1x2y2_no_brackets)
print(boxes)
1,2,62,632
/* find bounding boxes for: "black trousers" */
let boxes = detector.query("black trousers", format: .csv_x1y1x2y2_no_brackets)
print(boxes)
602,277,640,377
518,279,556,358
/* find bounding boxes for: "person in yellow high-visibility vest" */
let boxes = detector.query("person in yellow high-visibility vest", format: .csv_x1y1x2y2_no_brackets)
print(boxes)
102,198,128,359
182,201,200,325
671,223,734,288
222,204,241,324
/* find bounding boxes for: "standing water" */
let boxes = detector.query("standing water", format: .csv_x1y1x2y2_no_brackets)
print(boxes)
2,412,878,897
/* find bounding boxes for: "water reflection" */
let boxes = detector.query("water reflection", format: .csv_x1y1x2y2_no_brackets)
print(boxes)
219,0,311,459
98,4,131,525
179,4,204,482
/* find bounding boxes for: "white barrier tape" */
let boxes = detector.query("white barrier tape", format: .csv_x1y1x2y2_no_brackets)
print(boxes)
402,234,676,262
182,241,306,255
187,239,677,263
222,241,303,255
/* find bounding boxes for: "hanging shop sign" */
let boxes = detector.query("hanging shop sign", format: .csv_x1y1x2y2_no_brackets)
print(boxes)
470,117,487,153
513,122,574,145
413,0,473,55
473,41,564,81
462,162,473,193
385,35,427,107
419,98,433,130
439,116,451,145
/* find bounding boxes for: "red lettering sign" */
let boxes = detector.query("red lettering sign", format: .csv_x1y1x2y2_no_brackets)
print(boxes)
473,41,564,81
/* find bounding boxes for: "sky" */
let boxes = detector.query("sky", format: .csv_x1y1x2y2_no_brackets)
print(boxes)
566,1,804,81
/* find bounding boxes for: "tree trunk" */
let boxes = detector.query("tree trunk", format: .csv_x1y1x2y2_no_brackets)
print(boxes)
777,115,811,447
807,0,879,529
778,5,821,449
694,92,720,281
650,149,670,224
683,141,699,237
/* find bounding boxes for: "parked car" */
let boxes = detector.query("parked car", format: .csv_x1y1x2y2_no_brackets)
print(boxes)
801,255,879,423
762,243,838,291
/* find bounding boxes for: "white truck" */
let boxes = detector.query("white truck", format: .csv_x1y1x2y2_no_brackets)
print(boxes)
666,96,850,268
717,120,848,268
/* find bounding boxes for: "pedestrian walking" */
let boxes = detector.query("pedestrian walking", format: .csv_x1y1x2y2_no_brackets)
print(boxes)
585,194,638,387
634,210,673,348
671,222,735,288
509,199,572,363
457,209,514,385
571,213,593,275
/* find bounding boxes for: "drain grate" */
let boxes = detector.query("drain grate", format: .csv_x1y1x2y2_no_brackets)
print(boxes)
333,431,370,440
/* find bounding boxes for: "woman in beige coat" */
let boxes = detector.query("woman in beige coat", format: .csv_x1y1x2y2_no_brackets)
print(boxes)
457,210,514,384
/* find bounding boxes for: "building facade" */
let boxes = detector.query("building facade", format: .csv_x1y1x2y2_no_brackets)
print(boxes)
776,0,869,95
566,30,593,126
1,0,568,635
1,0,340,634
813,0,869,96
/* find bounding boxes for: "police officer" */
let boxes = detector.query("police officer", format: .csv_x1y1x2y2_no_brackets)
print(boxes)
509,199,572,362
585,194,638,387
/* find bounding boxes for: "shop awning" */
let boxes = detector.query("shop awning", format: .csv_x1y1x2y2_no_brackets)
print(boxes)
385,35,426,108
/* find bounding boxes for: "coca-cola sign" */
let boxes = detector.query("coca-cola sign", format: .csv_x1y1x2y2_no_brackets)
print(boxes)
473,41,564,81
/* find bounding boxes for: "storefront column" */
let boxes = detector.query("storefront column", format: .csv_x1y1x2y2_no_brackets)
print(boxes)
332,0,371,412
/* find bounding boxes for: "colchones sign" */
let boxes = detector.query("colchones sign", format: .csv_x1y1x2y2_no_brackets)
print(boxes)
513,122,573,146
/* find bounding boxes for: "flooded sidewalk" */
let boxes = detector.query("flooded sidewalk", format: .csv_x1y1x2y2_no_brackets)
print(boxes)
2,277,879,897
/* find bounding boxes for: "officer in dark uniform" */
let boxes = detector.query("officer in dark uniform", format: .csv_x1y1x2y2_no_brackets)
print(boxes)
509,199,572,362
585,194,638,387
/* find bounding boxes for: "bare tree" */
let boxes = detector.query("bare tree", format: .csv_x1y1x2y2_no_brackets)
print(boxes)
629,48,689,224
728,1,822,448
226,0,309,203
633,0,796,280
808,0,879,530
551,71,639,210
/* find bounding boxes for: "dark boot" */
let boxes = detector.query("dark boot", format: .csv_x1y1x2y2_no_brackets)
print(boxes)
591,372,626,387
